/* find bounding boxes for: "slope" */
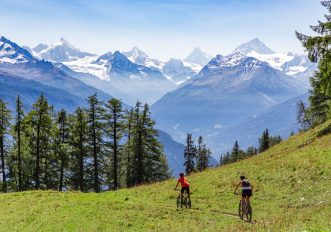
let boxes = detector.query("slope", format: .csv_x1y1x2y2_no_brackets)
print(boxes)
0,121,330,231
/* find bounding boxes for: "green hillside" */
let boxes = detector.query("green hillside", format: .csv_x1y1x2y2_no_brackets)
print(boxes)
0,121,330,232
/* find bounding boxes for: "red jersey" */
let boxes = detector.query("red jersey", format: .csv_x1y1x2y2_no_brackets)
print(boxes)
178,176,190,188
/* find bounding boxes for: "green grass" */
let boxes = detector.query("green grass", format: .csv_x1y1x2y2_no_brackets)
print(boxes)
0,121,331,231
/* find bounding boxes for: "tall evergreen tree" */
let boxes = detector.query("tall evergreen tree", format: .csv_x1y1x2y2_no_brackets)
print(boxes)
56,109,69,191
140,104,169,182
69,107,88,192
184,133,197,175
128,103,169,185
0,99,11,192
296,1,331,123
104,98,124,190
123,108,135,187
14,95,24,191
259,129,270,152
230,141,244,162
86,93,105,192
196,136,211,172
26,94,54,190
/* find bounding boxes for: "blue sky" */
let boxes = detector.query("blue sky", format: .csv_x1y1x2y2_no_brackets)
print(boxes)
0,0,326,60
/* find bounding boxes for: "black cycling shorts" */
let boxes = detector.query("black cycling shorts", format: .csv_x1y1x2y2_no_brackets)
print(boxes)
181,187,190,194
242,189,252,197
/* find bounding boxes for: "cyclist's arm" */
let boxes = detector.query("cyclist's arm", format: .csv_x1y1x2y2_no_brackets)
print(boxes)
234,182,241,194
174,181,179,190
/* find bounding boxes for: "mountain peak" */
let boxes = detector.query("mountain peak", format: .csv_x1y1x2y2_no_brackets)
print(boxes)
37,38,93,62
184,47,211,65
0,36,33,63
234,38,274,55
123,47,149,65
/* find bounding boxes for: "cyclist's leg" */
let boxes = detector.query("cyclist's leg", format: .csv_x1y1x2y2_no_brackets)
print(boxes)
187,187,190,199
246,196,250,204
180,188,184,202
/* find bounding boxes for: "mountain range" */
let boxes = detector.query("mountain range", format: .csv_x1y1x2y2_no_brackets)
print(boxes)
1,35,316,161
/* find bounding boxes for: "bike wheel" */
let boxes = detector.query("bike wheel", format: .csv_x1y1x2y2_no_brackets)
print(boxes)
176,196,181,208
238,201,243,219
246,202,252,222
187,198,191,209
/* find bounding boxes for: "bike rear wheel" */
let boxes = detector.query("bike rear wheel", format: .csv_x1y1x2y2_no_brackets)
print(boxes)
176,196,181,208
245,202,252,222
238,201,243,219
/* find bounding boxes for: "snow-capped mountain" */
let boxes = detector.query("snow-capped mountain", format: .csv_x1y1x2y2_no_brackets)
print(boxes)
236,38,316,84
151,52,306,144
184,47,212,66
0,36,33,63
123,47,149,65
37,38,95,62
0,36,112,103
235,37,274,55
62,50,176,104
162,58,196,84
122,47,164,70
33,43,48,53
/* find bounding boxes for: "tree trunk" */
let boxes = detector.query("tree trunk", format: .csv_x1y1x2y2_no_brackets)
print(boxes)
113,110,118,190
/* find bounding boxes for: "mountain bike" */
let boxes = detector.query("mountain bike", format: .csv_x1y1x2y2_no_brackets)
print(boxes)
235,193,252,222
175,189,191,209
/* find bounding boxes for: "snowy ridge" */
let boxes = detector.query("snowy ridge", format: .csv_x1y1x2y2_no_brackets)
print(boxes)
0,36,33,63
38,38,94,62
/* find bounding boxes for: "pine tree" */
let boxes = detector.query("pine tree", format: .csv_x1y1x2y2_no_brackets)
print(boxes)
259,129,270,152
246,146,257,157
184,134,197,175
56,109,69,191
269,135,282,147
123,108,135,188
230,141,244,162
140,104,169,182
104,98,124,190
0,99,11,192
220,152,230,165
69,107,88,192
86,93,105,193
196,136,211,172
296,1,331,123
14,95,24,191
296,100,314,130
25,94,54,190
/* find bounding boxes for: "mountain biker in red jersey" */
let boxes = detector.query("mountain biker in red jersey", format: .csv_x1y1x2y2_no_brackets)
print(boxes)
174,173,190,199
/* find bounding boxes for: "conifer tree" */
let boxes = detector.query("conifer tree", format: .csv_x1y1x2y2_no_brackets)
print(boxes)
123,108,135,187
296,1,331,123
56,109,69,191
69,107,88,192
269,135,282,147
184,133,197,175
196,136,211,172
14,95,24,191
297,100,314,130
129,103,169,184
104,98,124,190
0,99,11,192
230,141,244,162
259,129,270,152
25,94,54,190
86,93,105,192
246,146,257,157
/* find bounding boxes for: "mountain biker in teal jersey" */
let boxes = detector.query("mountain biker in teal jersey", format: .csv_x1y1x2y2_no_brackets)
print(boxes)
234,175,253,204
